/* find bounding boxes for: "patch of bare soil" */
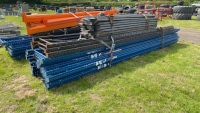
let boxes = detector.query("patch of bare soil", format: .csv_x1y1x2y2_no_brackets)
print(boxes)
35,104,47,112
13,84,37,100
12,75,27,84
178,29,200,44
89,94,102,101
5,75,37,100
0,105,18,113
46,105,59,113
35,97,58,113
35,97,48,112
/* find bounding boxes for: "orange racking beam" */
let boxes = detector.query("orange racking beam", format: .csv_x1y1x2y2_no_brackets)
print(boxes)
23,10,116,36
43,17,78,27
22,11,101,23
27,22,78,35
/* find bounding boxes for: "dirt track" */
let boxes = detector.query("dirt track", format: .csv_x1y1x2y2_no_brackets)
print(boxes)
178,29,200,44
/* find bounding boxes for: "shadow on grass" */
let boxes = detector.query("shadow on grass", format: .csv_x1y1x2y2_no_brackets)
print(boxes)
49,42,188,94
0,47,28,65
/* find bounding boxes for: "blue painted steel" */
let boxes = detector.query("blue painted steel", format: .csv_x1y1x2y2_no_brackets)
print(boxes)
44,40,178,89
42,33,178,73
43,34,178,83
0,35,31,46
25,29,180,89
0,35,32,59
35,29,179,68
43,33,177,76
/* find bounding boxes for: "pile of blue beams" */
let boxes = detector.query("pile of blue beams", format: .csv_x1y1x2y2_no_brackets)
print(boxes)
0,35,32,59
26,28,179,89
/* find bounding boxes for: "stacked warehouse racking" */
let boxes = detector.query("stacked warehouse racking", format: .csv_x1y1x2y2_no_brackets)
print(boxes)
0,8,180,89
0,23,21,37
25,14,179,89
0,35,31,59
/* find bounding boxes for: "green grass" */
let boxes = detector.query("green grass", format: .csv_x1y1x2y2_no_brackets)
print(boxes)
29,9,55,14
0,42,200,112
0,13,200,112
158,16,200,30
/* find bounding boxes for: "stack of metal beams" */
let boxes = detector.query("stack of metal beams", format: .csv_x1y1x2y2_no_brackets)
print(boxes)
33,26,80,37
0,35,32,59
0,26,81,59
22,10,116,36
0,23,21,37
30,33,80,54
26,14,179,89
80,14,157,38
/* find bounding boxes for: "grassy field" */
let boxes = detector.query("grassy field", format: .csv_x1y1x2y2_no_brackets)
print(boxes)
0,12,200,112
158,16,200,31
29,9,55,14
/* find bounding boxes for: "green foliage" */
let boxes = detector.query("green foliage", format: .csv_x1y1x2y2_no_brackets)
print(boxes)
0,0,199,6
92,2,137,7
158,16,200,31
43,2,91,6
89,0,199,7
0,0,42,4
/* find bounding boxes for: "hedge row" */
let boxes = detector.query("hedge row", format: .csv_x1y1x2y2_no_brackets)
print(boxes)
44,2,175,7
42,2,91,6
95,1,199,7
47,1,197,7
92,2,137,7
0,1,198,7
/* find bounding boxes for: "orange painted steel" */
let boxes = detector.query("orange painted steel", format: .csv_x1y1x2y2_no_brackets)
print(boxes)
22,10,116,36
28,22,78,35
43,17,78,27
22,11,101,23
